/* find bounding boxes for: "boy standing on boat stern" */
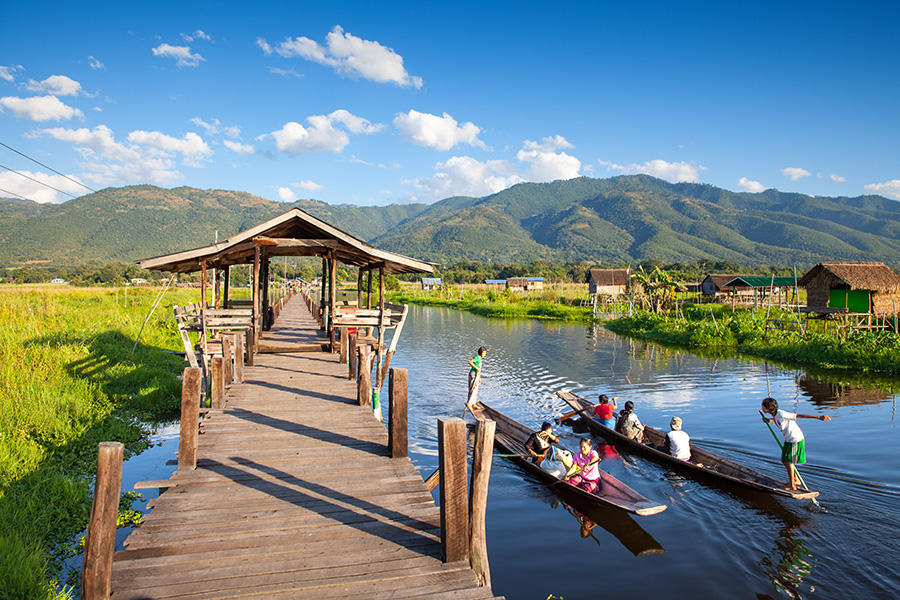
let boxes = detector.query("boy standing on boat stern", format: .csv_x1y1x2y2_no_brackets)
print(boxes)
467,347,487,409
760,397,831,491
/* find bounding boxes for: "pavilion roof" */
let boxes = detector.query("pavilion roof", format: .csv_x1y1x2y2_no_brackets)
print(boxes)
138,207,436,275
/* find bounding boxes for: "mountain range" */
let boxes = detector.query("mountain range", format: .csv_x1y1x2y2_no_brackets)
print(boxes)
2,175,899,268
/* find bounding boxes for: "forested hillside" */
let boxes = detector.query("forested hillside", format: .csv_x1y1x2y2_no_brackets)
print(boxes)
2,176,899,268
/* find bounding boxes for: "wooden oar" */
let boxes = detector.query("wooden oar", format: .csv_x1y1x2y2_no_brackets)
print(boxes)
759,411,820,507
556,405,592,423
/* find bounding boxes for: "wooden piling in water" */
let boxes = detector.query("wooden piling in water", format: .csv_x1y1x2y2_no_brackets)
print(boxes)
81,442,124,600
469,418,495,587
178,367,201,471
438,417,468,563
389,367,408,459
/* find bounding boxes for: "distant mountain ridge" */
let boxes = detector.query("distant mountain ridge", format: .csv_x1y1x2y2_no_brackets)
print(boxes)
1,176,899,268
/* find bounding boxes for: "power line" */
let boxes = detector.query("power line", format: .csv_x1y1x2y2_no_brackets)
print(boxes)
0,163,79,199
0,140,97,193
0,186,33,201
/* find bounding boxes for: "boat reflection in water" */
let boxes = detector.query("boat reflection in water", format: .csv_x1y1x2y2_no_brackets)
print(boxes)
546,483,666,558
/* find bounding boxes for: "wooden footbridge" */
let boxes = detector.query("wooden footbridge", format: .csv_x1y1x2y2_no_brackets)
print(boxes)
82,296,502,599
78,209,503,599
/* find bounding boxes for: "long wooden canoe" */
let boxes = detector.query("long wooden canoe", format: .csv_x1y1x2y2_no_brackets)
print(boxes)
556,391,819,500
468,402,667,516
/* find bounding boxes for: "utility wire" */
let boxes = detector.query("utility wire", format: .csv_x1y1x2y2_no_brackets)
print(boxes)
0,141,97,193
0,163,79,199
0,186,32,201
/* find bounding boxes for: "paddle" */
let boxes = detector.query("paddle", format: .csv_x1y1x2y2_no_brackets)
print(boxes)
759,410,820,507
555,408,586,423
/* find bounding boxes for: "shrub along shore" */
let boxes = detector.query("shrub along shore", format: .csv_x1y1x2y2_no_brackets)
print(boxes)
390,288,900,380
0,285,194,598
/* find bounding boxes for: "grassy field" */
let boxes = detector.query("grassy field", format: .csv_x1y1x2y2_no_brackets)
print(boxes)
0,284,198,599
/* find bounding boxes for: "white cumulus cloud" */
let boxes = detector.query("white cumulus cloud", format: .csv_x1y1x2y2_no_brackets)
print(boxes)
0,170,87,203
781,167,811,181
190,117,240,138
223,140,255,154
404,155,524,201
0,65,22,82
293,180,323,191
864,180,900,201
0,95,83,121
181,30,211,42
265,110,384,156
258,26,422,88
394,110,485,151
277,186,297,202
518,136,581,182
88,56,105,70
24,75,82,96
738,177,768,193
39,124,208,185
599,158,704,183
830,173,846,182
152,43,205,67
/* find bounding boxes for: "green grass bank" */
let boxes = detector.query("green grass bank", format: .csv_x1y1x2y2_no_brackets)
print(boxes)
0,285,196,599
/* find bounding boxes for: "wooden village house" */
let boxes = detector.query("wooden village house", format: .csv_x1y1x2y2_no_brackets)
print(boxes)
420,277,442,290
586,268,632,297
506,277,545,292
700,274,755,299
798,261,900,317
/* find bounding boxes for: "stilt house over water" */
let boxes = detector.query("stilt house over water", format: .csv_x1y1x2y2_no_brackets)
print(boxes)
798,261,900,317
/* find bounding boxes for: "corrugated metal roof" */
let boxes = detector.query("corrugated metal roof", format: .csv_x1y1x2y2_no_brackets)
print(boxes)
484,279,506,285
725,276,798,288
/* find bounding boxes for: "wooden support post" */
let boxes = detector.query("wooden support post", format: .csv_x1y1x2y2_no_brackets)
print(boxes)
388,367,408,459
245,328,254,367
234,333,244,383
253,246,261,338
358,345,371,407
376,266,385,386
469,418,495,587
320,256,328,330
348,333,358,381
178,367,201,471
210,356,224,408
357,268,364,308
200,261,208,308
329,251,337,352
438,417,468,563
340,326,349,364
223,265,230,309
80,441,124,600
367,269,373,309
222,335,233,386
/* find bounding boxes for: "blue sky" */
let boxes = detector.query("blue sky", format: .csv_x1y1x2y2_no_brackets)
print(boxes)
1,1,898,205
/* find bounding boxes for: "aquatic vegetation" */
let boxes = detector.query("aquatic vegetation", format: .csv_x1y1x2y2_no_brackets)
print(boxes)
0,286,196,598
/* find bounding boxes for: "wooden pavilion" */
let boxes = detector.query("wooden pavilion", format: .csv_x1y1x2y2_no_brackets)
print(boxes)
139,207,435,366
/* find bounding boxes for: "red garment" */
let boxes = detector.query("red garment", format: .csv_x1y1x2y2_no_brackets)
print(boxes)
593,404,614,420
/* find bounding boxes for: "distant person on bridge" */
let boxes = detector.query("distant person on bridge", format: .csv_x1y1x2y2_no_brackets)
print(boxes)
467,346,487,409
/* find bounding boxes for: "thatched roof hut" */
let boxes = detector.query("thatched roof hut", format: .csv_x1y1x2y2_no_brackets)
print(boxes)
586,268,632,296
798,261,900,315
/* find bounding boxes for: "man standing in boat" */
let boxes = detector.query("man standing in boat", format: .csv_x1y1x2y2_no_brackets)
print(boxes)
761,397,831,491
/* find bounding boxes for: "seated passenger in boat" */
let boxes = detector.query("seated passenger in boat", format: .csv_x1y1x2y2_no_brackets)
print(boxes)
664,416,691,460
525,422,559,465
615,401,645,442
565,437,601,493
592,394,618,428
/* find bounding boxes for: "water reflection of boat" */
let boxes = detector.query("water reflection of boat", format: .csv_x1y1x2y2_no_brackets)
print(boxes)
557,391,819,500
469,402,667,516
551,488,666,557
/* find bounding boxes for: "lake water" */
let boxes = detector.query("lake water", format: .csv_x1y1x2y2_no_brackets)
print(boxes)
389,305,900,600
117,305,900,599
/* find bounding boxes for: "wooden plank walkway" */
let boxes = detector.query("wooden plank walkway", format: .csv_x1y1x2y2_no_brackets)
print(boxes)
111,298,503,599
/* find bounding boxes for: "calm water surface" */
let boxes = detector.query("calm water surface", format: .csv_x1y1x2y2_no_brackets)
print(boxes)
389,306,900,600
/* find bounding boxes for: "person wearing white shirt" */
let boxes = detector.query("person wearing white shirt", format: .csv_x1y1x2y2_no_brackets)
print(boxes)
664,416,691,460
761,397,831,491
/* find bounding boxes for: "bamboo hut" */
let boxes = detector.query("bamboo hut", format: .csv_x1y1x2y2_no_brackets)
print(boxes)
798,262,900,317
586,268,632,296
